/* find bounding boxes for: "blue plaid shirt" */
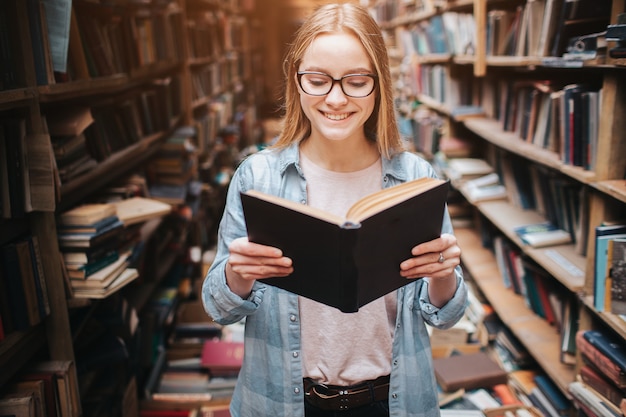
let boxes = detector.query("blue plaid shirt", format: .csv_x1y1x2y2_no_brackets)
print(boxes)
202,143,468,417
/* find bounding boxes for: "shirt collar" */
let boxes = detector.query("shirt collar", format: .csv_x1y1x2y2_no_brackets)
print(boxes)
276,141,409,183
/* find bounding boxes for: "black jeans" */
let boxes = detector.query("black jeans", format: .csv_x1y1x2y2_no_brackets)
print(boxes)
304,399,390,417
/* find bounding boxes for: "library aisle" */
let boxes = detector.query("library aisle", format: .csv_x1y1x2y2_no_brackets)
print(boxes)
1,0,625,416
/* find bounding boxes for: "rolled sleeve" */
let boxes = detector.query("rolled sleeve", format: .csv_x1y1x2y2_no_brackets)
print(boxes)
202,262,264,324
418,271,468,329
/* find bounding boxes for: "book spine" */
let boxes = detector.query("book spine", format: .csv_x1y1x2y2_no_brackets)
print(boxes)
0,243,31,330
340,227,360,313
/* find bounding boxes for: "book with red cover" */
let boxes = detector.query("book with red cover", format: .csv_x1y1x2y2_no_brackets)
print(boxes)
241,177,449,313
433,351,508,392
580,364,625,409
576,330,626,389
200,340,244,377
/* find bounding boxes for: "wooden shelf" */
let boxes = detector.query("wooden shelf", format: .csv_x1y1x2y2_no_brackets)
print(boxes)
59,120,180,210
463,117,597,184
592,180,626,204
456,227,576,397
0,88,36,111
476,199,586,292
0,325,46,387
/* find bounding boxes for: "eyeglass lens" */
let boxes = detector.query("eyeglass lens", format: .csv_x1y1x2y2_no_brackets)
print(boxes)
298,72,375,97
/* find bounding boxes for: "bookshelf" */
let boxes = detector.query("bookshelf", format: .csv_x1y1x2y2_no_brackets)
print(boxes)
368,0,626,411
0,0,258,415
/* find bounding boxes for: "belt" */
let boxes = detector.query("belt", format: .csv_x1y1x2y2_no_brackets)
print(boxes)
303,375,390,411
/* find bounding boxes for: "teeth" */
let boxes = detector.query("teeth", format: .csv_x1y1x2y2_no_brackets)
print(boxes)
325,113,348,120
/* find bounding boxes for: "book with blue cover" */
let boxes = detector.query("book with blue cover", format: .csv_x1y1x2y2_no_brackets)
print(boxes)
582,330,626,372
533,374,570,416
594,224,626,311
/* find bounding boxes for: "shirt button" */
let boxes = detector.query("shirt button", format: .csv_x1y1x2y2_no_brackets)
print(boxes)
391,393,398,399
290,314,297,322
294,387,301,394
293,351,299,358
300,199,306,204
393,360,398,366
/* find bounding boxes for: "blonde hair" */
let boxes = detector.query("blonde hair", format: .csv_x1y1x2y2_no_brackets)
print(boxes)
271,3,403,159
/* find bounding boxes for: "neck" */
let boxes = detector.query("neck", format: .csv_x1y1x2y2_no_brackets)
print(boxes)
301,137,380,172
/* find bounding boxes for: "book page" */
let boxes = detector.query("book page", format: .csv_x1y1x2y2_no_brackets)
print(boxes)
346,177,445,222
243,190,345,226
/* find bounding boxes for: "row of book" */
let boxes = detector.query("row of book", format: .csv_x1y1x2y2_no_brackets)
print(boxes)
186,10,249,60
491,235,580,367
413,64,476,112
496,81,602,171
485,0,611,59
442,155,587,255
377,0,612,60
0,0,252,90
396,12,476,57
0,234,50,338
410,66,603,172
0,118,56,219
0,360,81,417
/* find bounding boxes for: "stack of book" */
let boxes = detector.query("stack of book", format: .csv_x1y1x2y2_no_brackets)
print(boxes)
46,106,98,183
0,360,82,417
148,126,199,205
571,329,626,416
57,203,138,298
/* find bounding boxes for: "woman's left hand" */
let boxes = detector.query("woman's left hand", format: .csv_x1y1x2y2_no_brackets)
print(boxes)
399,233,460,280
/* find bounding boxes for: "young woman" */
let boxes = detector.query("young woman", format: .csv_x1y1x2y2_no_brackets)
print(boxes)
202,4,468,416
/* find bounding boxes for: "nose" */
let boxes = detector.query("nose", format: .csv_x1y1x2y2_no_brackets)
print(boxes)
325,81,348,104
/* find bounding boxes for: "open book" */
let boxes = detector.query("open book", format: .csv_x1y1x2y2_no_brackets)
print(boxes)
241,177,450,312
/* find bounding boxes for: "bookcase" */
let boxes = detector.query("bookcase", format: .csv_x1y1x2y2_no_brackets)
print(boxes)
0,0,259,415
367,0,626,413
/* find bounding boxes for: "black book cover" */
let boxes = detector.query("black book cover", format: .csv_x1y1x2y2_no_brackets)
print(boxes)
241,179,449,313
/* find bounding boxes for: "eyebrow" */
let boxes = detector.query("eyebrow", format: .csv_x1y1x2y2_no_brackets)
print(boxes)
301,66,374,75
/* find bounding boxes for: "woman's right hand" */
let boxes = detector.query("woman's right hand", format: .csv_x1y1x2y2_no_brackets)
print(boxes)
225,237,293,297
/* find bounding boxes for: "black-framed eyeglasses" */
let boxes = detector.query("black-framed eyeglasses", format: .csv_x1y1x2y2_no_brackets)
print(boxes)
297,71,377,98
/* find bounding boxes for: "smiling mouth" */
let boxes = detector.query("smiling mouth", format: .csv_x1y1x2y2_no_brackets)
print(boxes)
324,112,349,121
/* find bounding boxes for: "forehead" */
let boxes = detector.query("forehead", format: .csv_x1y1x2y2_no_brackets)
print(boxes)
300,32,371,71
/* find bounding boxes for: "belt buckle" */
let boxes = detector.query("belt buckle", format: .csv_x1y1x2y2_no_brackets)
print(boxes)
306,382,357,411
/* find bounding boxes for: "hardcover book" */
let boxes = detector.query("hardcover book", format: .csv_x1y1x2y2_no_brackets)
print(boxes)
433,351,508,392
607,238,626,315
580,365,625,409
533,374,571,416
576,330,626,389
514,222,572,248
241,177,449,313
593,224,626,312
582,330,626,373
200,340,244,377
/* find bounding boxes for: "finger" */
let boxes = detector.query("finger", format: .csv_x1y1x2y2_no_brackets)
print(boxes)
230,237,284,258
231,263,294,280
411,234,454,256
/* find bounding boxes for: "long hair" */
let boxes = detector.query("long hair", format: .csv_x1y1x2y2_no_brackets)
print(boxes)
271,3,404,159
